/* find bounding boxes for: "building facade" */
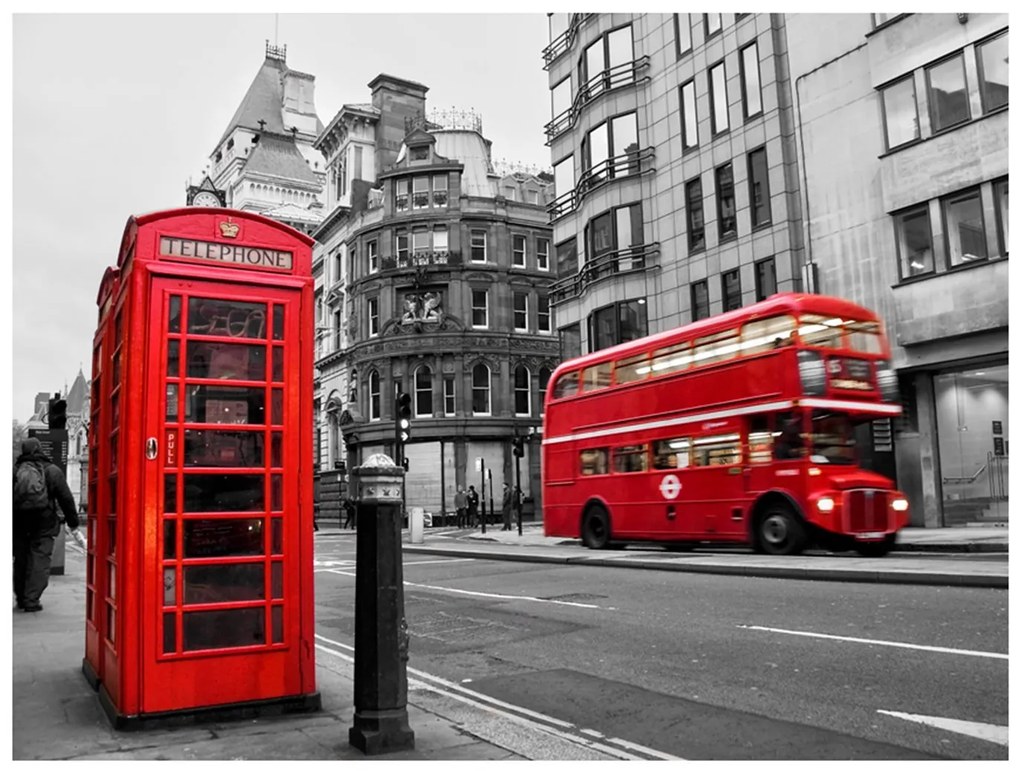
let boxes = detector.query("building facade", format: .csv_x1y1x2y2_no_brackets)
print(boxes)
312,75,556,519
543,12,1008,526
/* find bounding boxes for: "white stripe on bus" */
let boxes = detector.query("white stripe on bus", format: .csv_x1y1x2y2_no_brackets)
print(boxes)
543,397,900,446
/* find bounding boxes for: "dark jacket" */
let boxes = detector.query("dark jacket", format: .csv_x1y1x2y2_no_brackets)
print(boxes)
14,443,79,531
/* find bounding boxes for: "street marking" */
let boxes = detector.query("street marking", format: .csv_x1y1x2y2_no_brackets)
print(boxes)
314,634,681,760
402,580,606,609
404,558,477,566
739,625,1008,660
877,710,1008,746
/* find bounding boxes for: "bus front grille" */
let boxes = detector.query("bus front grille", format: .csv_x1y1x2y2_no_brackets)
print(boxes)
843,489,890,533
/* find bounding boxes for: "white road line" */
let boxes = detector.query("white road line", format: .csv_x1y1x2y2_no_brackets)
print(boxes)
739,625,1008,660
314,634,681,760
877,710,1008,746
404,558,477,566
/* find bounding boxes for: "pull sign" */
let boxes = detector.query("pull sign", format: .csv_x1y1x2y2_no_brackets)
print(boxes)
146,437,158,460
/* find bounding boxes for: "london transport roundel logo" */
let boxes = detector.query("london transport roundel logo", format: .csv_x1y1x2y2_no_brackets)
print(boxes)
659,474,682,500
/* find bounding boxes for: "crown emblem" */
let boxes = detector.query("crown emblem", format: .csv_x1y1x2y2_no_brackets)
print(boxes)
219,219,240,239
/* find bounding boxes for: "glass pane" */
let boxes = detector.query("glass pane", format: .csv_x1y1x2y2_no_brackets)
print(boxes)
928,55,969,131
271,388,283,426
883,78,918,149
742,43,762,116
272,305,284,340
164,520,176,559
606,26,632,68
611,113,638,176
682,82,698,148
187,342,266,381
183,518,265,557
183,563,264,604
271,432,283,467
168,296,181,333
184,430,265,467
167,340,180,378
272,606,283,644
163,567,175,605
164,474,178,513
585,38,605,84
978,33,1009,112
271,518,282,554
166,384,178,421
188,298,267,339
711,63,729,133
945,193,987,266
182,474,265,512
272,345,284,382
899,209,934,276
271,475,283,511
107,608,115,643
185,386,266,425
183,607,265,651
615,354,649,384
271,562,283,599
588,122,609,174
163,612,176,654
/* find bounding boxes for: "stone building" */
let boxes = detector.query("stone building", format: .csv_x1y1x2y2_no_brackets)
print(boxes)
542,13,1008,526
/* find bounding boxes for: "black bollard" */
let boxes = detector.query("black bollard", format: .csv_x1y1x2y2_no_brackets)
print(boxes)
348,454,415,755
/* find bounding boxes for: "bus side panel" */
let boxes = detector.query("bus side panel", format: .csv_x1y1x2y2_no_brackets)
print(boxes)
542,443,579,538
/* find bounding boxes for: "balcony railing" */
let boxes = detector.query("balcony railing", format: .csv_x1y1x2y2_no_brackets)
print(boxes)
381,251,462,272
541,14,592,68
550,242,660,304
544,56,651,144
548,146,655,222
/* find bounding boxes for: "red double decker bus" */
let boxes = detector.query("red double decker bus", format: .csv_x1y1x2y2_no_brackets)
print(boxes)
542,293,909,556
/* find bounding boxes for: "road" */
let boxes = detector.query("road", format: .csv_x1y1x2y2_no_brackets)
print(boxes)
313,536,1008,760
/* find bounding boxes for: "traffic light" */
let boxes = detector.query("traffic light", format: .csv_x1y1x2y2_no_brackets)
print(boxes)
512,435,525,457
48,397,67,430
396,391,412,444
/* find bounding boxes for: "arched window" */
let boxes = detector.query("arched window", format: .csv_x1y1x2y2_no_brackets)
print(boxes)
414,365,433,417
514,364,531,416
369,370,381,421
471,363,491,415
539,366,553,415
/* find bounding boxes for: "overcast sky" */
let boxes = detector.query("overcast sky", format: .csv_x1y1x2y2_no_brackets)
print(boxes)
8,11,552,423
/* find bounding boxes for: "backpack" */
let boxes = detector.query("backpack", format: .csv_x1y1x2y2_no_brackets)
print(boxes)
14,461,50,511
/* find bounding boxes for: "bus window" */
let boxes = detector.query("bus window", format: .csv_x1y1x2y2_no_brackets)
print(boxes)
552,370,580,399
845,320,883,354
774,412,805,460
612,444,648,473
741,315,796,355
747,415,772,463
798,314,844,348
808,410,857,464
691,328,741,367
580,448,609,475
652,437,690,469
582,362,613,392
692,433,742,466
615,353,649,384
649,342,690,377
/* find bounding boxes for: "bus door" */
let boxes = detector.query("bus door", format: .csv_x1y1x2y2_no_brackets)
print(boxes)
141,278,305,713
681,423,745,537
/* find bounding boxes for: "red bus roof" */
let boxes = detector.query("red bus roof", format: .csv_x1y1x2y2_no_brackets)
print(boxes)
551,293,882,378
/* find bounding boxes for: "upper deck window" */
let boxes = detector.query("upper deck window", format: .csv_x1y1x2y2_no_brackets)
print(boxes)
582,362,613,392
552,370,580,399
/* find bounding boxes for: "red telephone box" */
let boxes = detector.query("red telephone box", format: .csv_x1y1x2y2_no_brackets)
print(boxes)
83,208,320,726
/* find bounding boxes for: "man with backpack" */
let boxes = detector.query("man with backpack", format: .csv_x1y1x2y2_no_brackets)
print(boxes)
13,437,83,612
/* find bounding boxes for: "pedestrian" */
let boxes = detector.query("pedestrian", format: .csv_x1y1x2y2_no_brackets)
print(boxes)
13,437,84,612
454,487,468,529
501,482,513,531
342,496,357,530
466,485,479,528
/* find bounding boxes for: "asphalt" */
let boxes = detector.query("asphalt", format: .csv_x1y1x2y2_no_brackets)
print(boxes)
10,523,1009,760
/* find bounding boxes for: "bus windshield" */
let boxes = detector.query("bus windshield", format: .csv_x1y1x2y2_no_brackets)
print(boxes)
807,410,858,464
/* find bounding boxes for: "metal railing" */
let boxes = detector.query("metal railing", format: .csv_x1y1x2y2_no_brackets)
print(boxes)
541,14,592,68
547,146,655,222
544,56,651,144
550,242,660,304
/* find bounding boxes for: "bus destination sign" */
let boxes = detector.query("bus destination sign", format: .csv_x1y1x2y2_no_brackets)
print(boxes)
159,236,293,271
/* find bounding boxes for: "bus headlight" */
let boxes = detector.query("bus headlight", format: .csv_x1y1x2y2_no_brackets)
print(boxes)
891,497,909,512
816,497,836,513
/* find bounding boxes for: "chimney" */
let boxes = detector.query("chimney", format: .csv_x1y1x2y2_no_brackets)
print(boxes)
368,74,429,176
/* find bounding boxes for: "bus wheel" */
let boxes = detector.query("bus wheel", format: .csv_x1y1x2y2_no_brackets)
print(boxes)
581,506,611,549
856,533,897,558
757,506,806,556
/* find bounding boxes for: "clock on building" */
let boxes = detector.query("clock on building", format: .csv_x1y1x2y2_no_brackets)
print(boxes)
192,191,222,207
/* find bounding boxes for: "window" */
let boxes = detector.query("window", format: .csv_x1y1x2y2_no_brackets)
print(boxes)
580,25,635,99
686,177,705,252
556,237,578,276
396,232,409,262
747,147,771,228
926,53,970,132
333,309,342,349
538,367,552,414
433,226,448,256
368,370,380,421
755,257,777,300
513,292,529,331
653,437,691,470
432,174,449,207
580,448,609,476
471,289,489,328
582,112,639,187
582,361,612,392
692,433,742,466
587,203,644,274
691,280,710,321
471,363,491,415
552,155,575,217
443,376,456,416
395,178,409,212
942,188,987,267
504,186,516,201
613,444,648,473
512,234,527,267
538,295,552,333
537,238,550,271
551,77,572,123
895,206,934,278
704,13,722,38
994,178,1008,256
590,299,647,352
740,42,762,119
716,163,736,241
741,314,797,356
560,323,582,360
410,146,429,162
470,230,487,262
367,240,378,274
514,365,531,416
552,369,580,399
414,365,433,417
368,296,379,337
692,328,740,366
680,80,698,150
722,269,741,312
333,248,343,285
709,61,729,134
977,32,1008,113
413,177,430,209
674,14,692,57
881,76,919,150
412,229,429,257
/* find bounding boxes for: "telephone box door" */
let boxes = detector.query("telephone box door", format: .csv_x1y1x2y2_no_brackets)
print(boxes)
142,277,310,713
